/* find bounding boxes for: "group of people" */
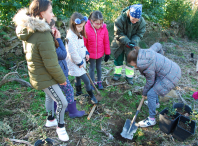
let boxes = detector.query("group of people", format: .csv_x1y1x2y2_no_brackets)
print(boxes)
13,0,181,142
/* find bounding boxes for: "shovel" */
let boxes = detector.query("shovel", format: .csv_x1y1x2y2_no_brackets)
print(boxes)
121,96,145,140
83,66,103,101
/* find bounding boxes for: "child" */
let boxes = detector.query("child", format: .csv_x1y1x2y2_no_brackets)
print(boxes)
84,10,111,90
111,4,146,85
49,19,85,118
127,43,181,127
13,0,69,141
66,12,98,104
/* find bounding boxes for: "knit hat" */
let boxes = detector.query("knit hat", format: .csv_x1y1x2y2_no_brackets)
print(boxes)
192,91,198,100
129,4,142,19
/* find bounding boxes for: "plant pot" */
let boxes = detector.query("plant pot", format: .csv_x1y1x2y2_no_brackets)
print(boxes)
173,103,192,118
34,138,54,146
159,108,180,134
172,115,196,141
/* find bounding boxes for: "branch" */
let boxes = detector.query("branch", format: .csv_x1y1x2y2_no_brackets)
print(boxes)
0,78,32,88
2,72,21,80
8,139,33,146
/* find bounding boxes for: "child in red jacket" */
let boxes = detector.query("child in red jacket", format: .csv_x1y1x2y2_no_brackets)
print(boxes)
84,11,111,90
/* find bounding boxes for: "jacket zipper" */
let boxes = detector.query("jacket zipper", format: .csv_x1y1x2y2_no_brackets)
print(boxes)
91,23,97,58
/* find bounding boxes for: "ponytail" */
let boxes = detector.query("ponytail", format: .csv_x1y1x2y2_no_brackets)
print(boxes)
127,46,140,63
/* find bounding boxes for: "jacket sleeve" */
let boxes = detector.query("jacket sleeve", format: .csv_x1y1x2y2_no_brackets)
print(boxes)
142,69,156,96
104,27,111,55
38,32,66,84
150,42,164,55
114,15,131,45
67,37,83,65
83,36,88,49
131,18,146,45
56,38,66,60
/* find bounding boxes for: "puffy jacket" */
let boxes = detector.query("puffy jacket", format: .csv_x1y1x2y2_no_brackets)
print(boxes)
56,38,69,77
84,20,110,59
137,43,181,96
13,8,66,90
111,6,146,59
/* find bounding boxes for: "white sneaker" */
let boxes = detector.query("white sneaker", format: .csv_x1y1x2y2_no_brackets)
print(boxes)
144,100,160,108
45,119,58,127
138,117,156,127
56,127,69,141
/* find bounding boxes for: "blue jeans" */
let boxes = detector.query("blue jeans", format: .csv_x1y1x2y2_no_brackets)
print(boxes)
147,88,159,118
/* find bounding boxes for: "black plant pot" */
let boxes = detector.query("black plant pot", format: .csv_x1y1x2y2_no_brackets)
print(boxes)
159,108,180,134
172,115,196,141
173,103,192,118
34,138,54,146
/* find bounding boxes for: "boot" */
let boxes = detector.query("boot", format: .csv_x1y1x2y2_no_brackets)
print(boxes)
75,85,82,96
67,100,85,118
112,74,121,81
54,101,68,113
87,90,98,104
125,76,133,85
97,81,103,90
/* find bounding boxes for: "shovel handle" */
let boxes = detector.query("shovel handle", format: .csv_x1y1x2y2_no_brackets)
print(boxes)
137,96,145,111
83,66,101,95
87,104,97,120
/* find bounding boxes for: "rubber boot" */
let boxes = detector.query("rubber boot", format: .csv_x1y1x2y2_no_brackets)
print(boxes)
125,76,133,85
112,74,121,81
75,85,82,96
54,101,68,113
67,100,85,118
87,90,98,104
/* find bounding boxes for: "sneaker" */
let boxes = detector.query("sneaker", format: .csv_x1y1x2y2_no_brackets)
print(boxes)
56,127,69,141
144,100,160,108
97,81,103,90
45,119,58,127
138,117,156,127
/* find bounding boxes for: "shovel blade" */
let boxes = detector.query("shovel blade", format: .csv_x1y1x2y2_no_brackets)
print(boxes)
120,119,138,140
95,95,103,101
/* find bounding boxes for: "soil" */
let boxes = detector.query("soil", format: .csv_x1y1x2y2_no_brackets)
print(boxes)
178,121,192,132
176,108,190,117
164,113,176,121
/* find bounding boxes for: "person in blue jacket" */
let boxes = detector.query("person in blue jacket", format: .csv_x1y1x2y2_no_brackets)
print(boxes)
50,19,85,118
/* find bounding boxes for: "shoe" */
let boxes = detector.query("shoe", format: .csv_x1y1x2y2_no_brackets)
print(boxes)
56,127,69,141
45,119,58,127
125,77,133,85
68,100,85,118
54,102,68,113
97,81,103,90
138,117,156,127
87,90,98,104
75,85,82,96
144,101,160,108
112,74,121,81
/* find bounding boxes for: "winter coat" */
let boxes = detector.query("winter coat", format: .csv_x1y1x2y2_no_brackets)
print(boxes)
111,6,146,59
84,20,111,59
56,38,69,77
66,29,87,76
13,8,66,90
137,43,181,96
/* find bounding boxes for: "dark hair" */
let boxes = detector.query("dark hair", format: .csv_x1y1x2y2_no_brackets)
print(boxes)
127,46,140,64
49,19,59,48
29,0,52,17
88,10,103,22
69,12,86,39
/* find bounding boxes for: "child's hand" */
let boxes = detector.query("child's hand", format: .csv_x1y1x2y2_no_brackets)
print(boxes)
79,64,83,68
54,29,61,39
86,55,89,61
60,81,67,86
142,95,147,99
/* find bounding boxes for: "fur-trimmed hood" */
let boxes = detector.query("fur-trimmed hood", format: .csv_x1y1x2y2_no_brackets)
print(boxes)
13,8,51,41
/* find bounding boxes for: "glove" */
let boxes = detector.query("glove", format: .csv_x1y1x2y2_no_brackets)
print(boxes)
104,55,110,62
126,42,135,48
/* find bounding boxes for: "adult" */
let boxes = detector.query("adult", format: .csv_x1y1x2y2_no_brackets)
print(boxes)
111,4,146,85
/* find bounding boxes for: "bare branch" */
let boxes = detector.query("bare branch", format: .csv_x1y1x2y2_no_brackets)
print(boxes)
8,139,33,146
0,78,32,88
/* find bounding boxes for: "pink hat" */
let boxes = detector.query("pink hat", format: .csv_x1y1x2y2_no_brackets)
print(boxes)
192,91,198,100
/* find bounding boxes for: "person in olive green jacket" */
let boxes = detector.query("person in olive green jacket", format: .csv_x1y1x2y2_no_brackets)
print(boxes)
13,0,69,142
111,4,146,85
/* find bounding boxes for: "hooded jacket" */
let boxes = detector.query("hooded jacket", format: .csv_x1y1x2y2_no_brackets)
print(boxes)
137,43,181,96
111,6,146,59
84,20,111,59
13,8,66,90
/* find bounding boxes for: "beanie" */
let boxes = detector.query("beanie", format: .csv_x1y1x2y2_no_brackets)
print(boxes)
129,4,142,19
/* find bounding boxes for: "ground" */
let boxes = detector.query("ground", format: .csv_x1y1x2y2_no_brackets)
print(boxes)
0,35,198,145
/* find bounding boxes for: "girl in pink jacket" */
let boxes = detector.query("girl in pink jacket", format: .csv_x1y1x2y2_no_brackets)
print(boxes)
84,11,111,90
